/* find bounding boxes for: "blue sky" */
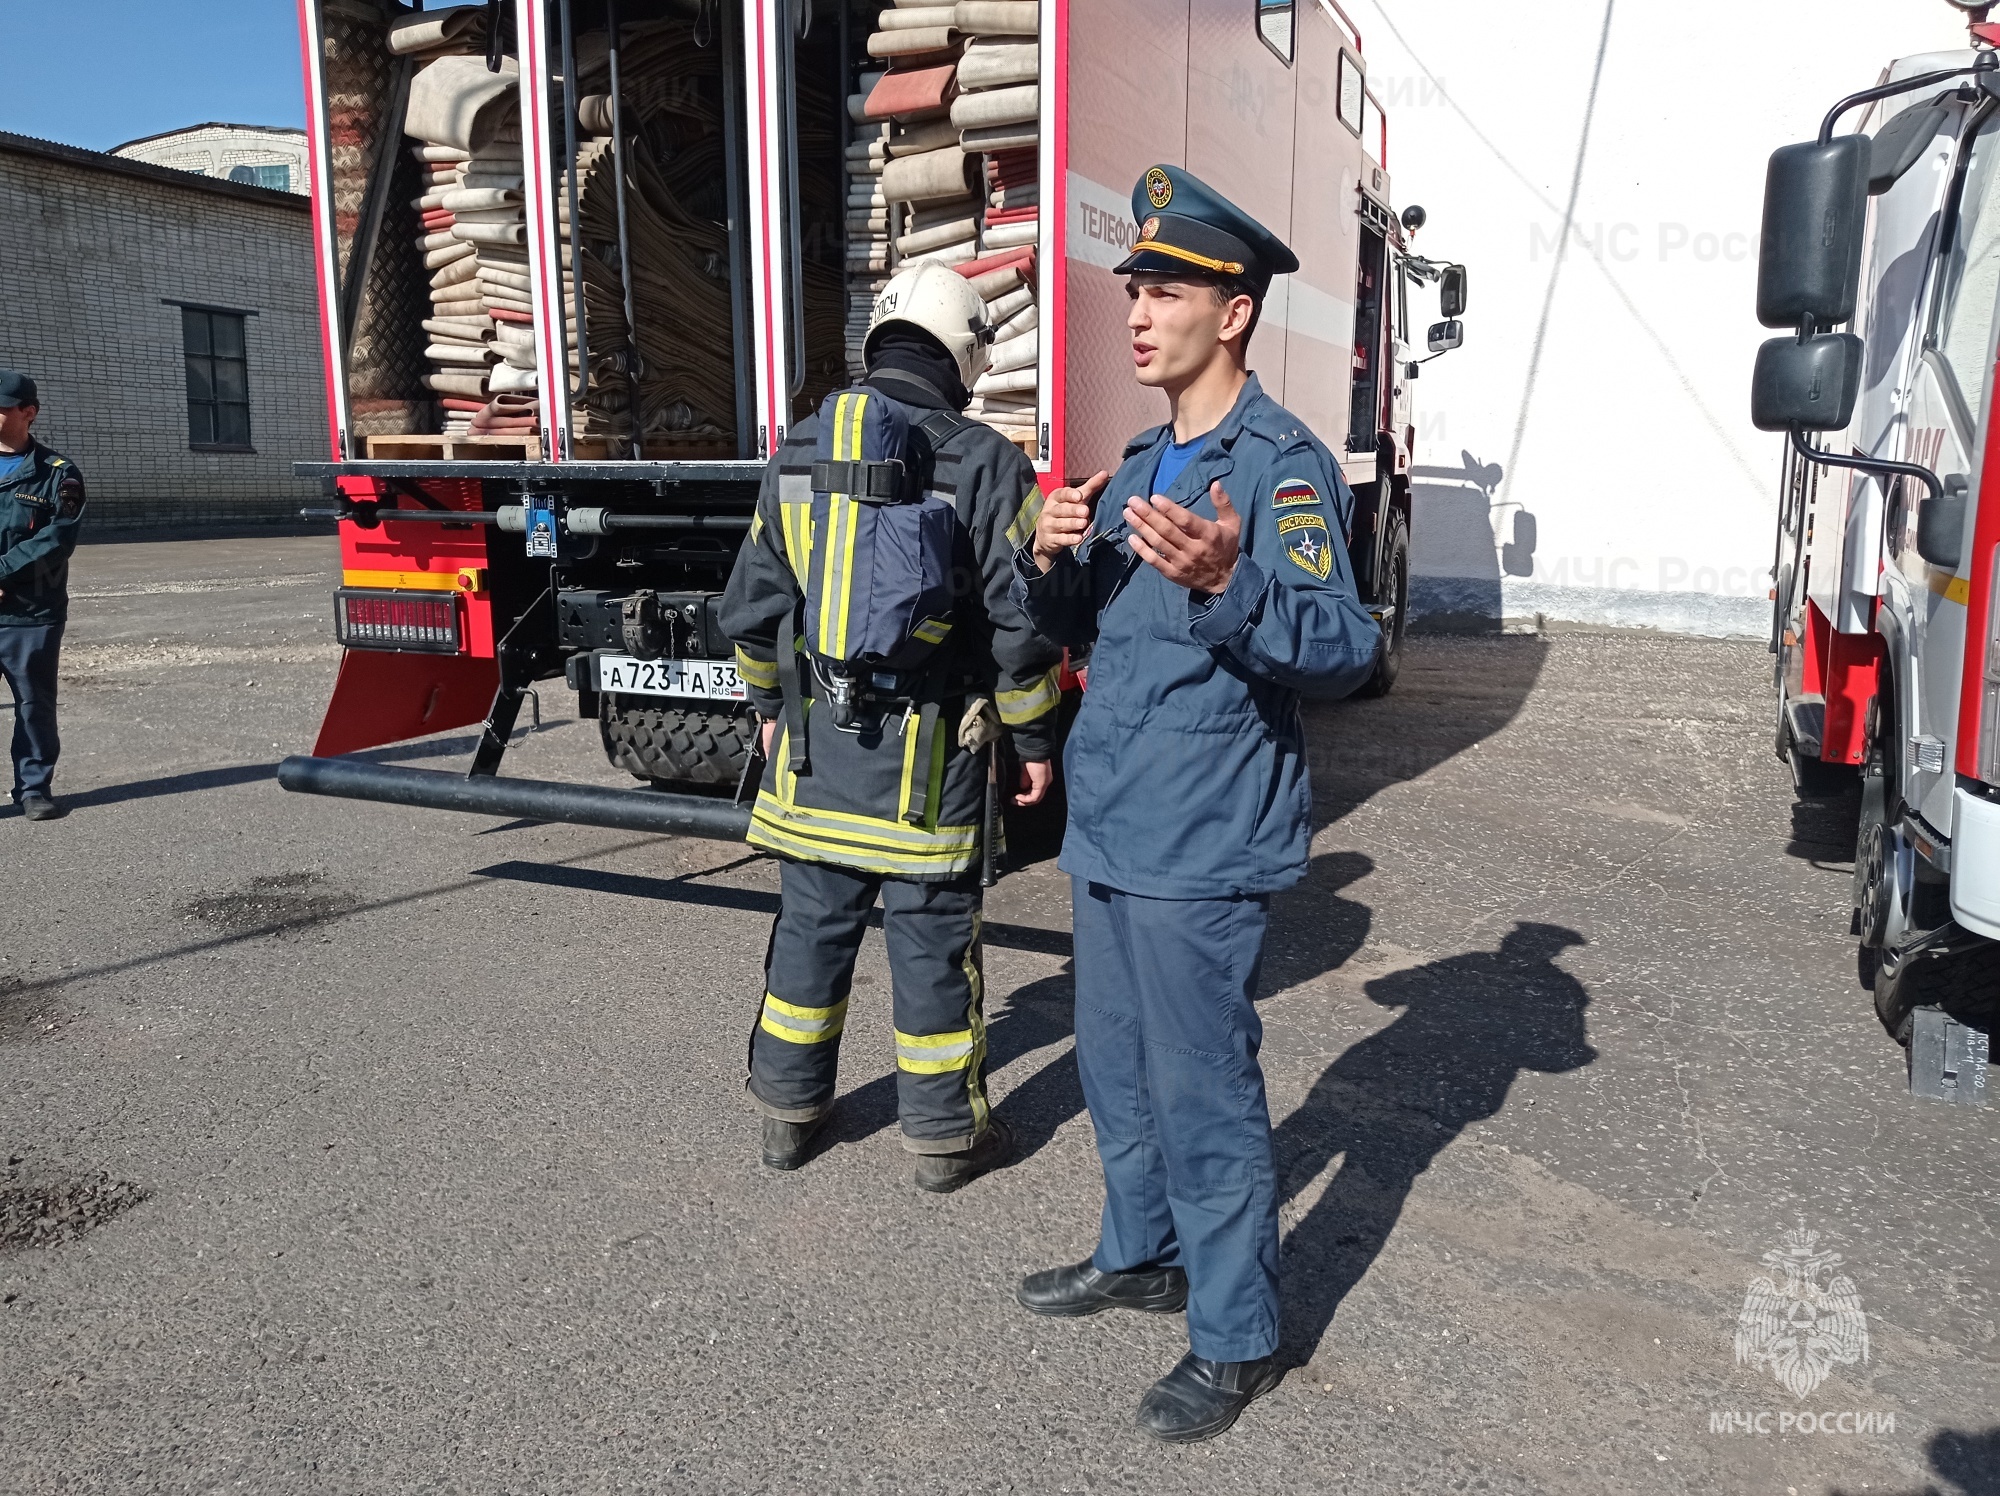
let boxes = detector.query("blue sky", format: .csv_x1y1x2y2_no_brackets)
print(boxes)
2,1,305,152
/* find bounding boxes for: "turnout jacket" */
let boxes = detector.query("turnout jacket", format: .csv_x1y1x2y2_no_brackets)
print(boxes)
1011,374,1380,898
721,375,1062,881
0,440,86,627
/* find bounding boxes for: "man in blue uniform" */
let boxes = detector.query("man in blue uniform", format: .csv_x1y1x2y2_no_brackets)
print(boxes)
1009,167,1381,1441
0,371,86,822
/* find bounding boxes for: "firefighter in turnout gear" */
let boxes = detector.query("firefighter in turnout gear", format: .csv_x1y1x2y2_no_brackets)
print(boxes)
720,262,1062,1193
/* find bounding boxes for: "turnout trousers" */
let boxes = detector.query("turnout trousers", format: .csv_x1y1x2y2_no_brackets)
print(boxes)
749,857,991,1154
0,623,62,800
1071,878,1279,1362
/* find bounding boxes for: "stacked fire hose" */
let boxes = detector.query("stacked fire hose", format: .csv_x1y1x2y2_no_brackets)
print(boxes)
393,16,541,441
852,1,1039,450
555,22,738,448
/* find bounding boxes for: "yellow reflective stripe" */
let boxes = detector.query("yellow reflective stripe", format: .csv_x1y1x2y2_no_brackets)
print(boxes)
734,647,779,690
816,394,848,652
897,707,921,825
756,787,976,843
995,667,1060,725
912,617,953,645
747,810,982,876
772,709,801,808
752,795,979,856
896,1026,975,1072
760,992,848,1044
963,912,989,1131
1005,488,1045,548
925,711,947,826
835,393,868,657
749,509,765,544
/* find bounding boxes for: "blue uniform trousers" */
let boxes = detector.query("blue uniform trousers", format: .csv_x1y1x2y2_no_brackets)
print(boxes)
1071,877,1278,1362
0,623,62,800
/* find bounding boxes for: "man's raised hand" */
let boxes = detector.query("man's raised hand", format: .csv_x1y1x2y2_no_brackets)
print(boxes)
1030,470,1111,573
1124,479,1241,596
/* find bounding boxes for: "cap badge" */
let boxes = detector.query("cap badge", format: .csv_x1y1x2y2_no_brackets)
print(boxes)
1138,216,1159,242
1145,167,1173,209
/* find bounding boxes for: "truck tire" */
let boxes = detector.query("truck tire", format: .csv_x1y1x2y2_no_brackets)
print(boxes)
1356,506,1409,698
600,697,755,789
1875,941,2000,1045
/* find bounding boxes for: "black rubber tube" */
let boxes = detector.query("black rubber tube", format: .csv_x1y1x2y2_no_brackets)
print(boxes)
278,757,752,840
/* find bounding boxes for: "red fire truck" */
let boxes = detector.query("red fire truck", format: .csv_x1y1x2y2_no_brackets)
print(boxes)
282,0,1466,858
1755,0,1999,1070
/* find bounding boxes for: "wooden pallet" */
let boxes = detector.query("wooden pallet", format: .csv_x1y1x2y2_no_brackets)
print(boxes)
364,433,541,462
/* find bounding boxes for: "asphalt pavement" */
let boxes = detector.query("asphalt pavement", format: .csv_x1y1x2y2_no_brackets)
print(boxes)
1,535,1994,1495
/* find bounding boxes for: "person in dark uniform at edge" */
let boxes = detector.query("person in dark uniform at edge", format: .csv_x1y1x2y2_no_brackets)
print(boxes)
0,372,86,822
721,263,1064,1194
1009,167,1382,1441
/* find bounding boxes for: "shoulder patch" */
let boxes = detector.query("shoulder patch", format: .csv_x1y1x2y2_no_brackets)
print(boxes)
1277,511,1333,580
1271,478,1321,508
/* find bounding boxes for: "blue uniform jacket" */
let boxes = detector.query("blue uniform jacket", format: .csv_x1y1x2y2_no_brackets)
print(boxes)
0,440,86,627
1010,374,1380,898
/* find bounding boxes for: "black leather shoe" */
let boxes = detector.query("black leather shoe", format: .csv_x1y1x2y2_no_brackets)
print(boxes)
19,794,64,822
761,1115,827,1171
1135,1353,1283,1443
1016,1259,1189,1317
913,1116,1014,1194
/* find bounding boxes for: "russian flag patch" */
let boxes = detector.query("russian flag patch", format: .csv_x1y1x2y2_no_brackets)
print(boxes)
1272,478,1321,508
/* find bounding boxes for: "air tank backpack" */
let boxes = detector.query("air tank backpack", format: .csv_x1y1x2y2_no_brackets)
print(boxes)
782,386,972,817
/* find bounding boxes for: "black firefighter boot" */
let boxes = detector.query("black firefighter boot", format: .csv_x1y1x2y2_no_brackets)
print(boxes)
761,1114,828,1171
912,1115,1015,1194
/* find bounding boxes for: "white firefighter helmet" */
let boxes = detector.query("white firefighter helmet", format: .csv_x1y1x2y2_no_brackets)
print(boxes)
864,261,995,385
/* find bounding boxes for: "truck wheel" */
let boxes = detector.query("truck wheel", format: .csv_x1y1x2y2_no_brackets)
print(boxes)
1875,942,2000,1045
600,697,755,789
1356,507,1409,698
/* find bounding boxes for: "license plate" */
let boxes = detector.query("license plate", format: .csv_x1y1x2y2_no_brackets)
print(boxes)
594,653,746,702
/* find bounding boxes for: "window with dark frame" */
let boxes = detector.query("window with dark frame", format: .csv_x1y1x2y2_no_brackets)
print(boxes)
181,306,253,451
1256,0,1295,64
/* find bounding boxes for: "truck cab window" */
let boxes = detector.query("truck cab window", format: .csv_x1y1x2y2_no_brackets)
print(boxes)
1932,112,2000,438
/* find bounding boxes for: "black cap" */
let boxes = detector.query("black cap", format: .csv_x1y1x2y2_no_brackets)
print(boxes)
1111,165,1299,296
0,371,38,409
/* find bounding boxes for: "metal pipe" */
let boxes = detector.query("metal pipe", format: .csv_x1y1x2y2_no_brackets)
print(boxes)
278,756,753,840
560,0,590,436
606,0,646,458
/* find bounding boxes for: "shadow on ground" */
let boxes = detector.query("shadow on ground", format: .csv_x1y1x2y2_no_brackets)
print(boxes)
1835,1423,2000,1496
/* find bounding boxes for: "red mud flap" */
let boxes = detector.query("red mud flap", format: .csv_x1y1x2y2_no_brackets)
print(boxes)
310,649,500,758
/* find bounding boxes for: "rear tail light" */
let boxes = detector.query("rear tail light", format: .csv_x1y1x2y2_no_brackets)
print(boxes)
334,588,460,653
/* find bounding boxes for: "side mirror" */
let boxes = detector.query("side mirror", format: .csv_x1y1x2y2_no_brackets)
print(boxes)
1917,473,1968,570
1751,333,1863,431
1439,265,1467,318
1757,136,1868,328
1400,203,1427,234
1427,319,1463,354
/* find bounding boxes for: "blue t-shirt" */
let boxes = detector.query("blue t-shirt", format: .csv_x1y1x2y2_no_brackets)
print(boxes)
0,451,31,484
1151,435,1205,499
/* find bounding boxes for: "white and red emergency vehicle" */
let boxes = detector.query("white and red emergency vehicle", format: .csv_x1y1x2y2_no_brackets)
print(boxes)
281,0,1464,854
1757,0,2000,1050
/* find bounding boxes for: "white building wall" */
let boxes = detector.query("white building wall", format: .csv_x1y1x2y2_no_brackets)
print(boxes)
1367,0,1971,636
0,143,326,527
